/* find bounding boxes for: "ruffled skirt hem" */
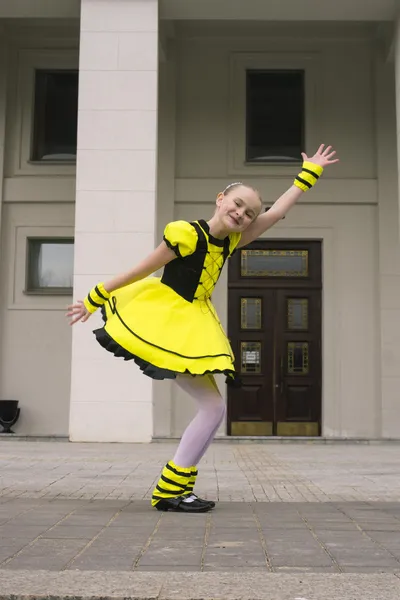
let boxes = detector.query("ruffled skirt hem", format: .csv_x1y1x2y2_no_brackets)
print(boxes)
93,327,238,382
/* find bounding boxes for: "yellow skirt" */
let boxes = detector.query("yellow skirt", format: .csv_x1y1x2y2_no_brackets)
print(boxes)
93,277,236,380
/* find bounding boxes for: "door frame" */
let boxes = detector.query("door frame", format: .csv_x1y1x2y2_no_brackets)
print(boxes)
227,238,322,436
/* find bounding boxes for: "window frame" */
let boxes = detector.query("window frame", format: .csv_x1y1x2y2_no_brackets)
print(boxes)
31,68,79,164
245,68,305,164
228,52,321,177
25,236,74,296
12,49,79,176
6,225,75,311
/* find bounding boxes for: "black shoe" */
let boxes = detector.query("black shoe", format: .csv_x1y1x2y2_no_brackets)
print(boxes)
191,494,216,509
155,496,212,513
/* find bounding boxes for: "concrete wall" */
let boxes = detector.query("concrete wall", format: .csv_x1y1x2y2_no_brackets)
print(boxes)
174,22,375,182
0,203,74,435
159,22,384,438
0,22,78,435
0,19,398,439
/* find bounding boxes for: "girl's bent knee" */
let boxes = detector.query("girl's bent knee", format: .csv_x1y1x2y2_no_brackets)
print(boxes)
210,402,226,425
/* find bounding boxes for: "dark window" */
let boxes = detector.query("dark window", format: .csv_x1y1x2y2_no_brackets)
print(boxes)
246,70,304,164
26,238,74,294
32,70,78,162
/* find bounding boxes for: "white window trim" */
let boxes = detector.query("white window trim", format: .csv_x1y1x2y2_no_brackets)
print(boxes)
26,237,74,295
12,49,79,177
8,225,75,310
228,52,322,177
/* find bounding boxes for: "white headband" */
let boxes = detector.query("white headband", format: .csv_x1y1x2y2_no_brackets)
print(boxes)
223,182,243,193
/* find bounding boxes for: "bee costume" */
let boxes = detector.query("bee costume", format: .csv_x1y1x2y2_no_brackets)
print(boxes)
86,220,241,381
82,163,323,513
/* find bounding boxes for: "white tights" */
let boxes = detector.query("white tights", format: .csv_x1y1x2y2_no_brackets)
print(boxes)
172,374,226,468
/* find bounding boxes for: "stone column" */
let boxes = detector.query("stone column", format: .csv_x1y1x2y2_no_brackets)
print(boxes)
376,26,400,437
0,28,7,248
395,15,400,241
0,28,7,389
69,0,158,442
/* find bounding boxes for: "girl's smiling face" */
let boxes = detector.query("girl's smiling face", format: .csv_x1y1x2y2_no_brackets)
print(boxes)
216,184,262,232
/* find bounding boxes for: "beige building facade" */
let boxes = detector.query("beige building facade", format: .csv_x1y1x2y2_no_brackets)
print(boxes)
0,0,399,441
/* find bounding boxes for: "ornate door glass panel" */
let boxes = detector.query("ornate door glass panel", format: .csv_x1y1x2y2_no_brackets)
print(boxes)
241,298,262,329
287,342,309,375
287,298,308,330
241,342,261,373
241,250,308,277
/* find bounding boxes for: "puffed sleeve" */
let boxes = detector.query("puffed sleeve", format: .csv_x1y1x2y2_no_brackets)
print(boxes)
228,231,242,256
163,220,198,258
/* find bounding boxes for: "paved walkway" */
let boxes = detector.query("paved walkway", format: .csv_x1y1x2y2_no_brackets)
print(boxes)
1,498,400,573
1,440,400,502
2,440,400,598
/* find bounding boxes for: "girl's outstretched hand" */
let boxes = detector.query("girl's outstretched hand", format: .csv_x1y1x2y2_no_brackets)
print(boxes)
66,300,91,326
302,144,339,168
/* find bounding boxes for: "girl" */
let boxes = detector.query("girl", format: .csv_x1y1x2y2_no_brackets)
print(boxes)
67,144,338,513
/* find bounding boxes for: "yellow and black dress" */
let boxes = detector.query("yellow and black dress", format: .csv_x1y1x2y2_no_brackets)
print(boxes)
94,219,241,380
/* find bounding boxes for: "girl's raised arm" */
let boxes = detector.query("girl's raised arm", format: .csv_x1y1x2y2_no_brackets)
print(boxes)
238,144,339,248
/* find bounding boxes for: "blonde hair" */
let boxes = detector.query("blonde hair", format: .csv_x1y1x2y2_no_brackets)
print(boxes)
222,182,262,204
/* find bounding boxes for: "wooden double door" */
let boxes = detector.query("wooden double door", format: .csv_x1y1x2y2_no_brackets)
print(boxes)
227,240,322,437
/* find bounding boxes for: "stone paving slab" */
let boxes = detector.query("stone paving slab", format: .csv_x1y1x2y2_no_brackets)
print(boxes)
1,569,400,600
1,500,400,573
2,440,400,502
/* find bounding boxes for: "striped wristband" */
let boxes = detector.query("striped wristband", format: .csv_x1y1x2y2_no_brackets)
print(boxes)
294,161,324,192
83,282,110,314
